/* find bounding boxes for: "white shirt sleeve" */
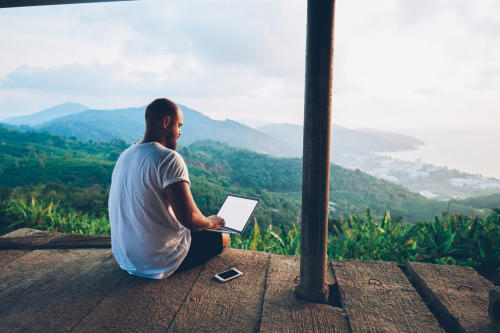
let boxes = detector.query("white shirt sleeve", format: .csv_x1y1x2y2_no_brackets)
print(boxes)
159,151,191,189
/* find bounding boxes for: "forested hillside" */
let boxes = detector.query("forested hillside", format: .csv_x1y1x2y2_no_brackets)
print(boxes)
450,193,500,209
0,125,494,232
0,126,299,233
181,141,480,221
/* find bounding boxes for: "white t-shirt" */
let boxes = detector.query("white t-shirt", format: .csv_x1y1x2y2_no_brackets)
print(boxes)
108,142,191,279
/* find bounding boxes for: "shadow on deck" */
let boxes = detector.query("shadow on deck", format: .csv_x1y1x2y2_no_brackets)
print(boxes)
0,228,497,332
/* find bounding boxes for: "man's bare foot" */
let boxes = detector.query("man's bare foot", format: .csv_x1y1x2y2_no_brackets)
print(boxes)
222,233,230,248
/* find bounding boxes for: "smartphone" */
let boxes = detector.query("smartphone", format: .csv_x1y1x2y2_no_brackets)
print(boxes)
214,268,243,282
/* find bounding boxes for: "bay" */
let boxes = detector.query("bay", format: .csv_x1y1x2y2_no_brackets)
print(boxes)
384,129,500,180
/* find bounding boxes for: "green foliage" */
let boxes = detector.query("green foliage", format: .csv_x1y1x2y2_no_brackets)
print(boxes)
3,183,109,217
327,209,499,280
1,197,109,236
230,217,301,256
1,192,497,281
0,127,491,224
328,209,421,263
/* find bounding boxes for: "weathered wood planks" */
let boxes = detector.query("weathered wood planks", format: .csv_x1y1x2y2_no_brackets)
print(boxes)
407,262,497,332
0,248,124,332
259,254,349,332
167,249,269,333
0,250,30,267
0,230,34,266
332,259,444,332
0,228,110,249
1,228,497,332
72,265,204,332
489,287,500,329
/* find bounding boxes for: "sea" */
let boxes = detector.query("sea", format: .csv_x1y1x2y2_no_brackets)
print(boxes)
383,129,500,180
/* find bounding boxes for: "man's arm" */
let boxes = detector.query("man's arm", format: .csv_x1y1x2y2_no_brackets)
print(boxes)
165,181,224,231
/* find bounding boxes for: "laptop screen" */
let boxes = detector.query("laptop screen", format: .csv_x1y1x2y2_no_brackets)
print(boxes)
216,194,260,232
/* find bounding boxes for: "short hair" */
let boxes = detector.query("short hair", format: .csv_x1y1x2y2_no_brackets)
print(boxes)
145,98,178,124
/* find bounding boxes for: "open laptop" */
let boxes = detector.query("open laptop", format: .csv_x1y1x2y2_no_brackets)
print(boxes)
208,194,260,234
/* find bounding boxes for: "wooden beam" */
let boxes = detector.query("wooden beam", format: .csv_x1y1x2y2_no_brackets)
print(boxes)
0,249,123,331
296,0,335,303
333,260,444,332
407,262,497,332
0,250,30,268
73,265,203,332
260,254,349,332
167,249,269,332
0,228,110,249
0,0,131,8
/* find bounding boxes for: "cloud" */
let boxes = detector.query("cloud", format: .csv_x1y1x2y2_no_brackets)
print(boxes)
467,67,500,91
0,59,297,98
0,0,499,132
1,63,124,93
415,87,444,96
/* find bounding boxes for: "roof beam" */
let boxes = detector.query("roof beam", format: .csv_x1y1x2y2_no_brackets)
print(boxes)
0,0,131,8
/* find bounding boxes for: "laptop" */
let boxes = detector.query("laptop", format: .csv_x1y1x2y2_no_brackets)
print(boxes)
208,194,260,234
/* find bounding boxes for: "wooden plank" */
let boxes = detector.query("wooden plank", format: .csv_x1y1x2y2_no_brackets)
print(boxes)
0,228,110,249
0,0,130,9
0,250,31,267
489,287,500,329
2,228,45,237
332,260,444,332
0,248,125,332
167,249,269,333
259,254,349,333
407,262,497,332
72,265,204,332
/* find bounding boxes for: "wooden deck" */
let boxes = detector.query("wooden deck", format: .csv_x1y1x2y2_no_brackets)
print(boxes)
0,228,497,332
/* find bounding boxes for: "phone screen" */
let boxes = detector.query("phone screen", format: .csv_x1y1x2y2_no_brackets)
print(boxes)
218,269,240,280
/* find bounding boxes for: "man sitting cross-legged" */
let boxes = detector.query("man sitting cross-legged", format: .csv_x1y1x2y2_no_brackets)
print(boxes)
109,98,230,279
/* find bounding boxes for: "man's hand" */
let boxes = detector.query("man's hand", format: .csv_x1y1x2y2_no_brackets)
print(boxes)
206,215,225,229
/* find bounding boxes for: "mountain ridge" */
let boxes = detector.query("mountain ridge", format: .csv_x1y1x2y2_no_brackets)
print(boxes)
1,102,421,158
2,103,88,126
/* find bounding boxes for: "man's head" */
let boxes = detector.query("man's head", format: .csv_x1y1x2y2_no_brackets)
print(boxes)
144,98,183,150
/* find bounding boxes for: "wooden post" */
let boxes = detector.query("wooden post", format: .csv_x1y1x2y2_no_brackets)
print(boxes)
295,0,335,303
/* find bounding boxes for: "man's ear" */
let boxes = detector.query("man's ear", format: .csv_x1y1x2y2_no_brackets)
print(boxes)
162,116,171,129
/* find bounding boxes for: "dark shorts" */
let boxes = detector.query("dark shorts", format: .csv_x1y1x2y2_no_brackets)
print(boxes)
176,230,223,272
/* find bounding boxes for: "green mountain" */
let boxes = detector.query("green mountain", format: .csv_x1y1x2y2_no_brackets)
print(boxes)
4,103,425,160
181,141,477,222
0,125,298,228
450,193,500,211
39,107,145,143
35,104,292,157
0,125,489,224
2,103,88,126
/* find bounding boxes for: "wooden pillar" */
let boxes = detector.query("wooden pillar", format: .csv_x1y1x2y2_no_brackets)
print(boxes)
295,0,335,303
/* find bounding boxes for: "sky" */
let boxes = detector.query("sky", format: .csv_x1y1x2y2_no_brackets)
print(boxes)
0,0,499,134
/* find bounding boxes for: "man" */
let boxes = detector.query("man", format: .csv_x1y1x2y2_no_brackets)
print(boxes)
109,98,229,279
